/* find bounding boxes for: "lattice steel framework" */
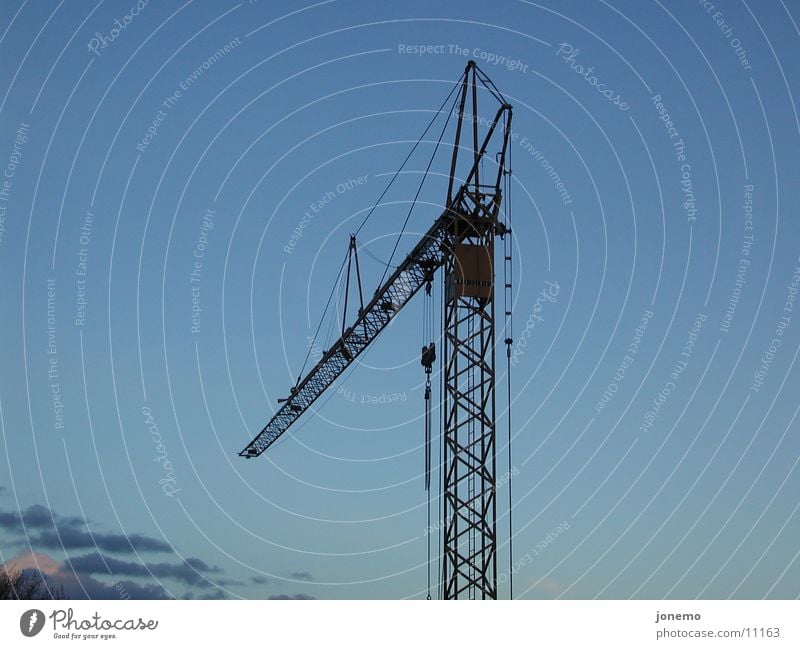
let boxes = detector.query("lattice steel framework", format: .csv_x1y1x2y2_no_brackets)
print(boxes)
239,61,512,600
441,191,500,600
439,62,510,599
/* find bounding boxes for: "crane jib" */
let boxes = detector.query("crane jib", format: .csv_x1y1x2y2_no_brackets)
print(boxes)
239,206,456,458
239,67,512,463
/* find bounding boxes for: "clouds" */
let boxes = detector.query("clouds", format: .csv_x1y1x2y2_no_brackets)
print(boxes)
0,504,73,530
246,571,316,595
0,502,225,599
3,551,171,599
0,504,172,554
2,547,224,599
31,529,173,554
2,550,62,575
288,571,314,581
67,574,172,600
65,553,223,588
0,499,317,600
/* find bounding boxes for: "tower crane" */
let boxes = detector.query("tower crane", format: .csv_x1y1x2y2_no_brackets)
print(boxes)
240,61,514,600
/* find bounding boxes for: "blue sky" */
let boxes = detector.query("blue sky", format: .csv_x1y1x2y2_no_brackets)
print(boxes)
0,0,799,599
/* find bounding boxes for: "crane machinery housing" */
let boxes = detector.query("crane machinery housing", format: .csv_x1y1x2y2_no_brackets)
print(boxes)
240,60,515,600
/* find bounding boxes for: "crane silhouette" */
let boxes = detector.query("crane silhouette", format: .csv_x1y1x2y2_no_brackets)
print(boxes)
241,61,515,600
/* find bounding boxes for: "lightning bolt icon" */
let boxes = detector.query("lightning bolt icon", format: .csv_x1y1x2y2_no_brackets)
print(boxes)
28,611,38,632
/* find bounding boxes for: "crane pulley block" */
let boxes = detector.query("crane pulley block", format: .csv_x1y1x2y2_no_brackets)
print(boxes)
420,343,436,371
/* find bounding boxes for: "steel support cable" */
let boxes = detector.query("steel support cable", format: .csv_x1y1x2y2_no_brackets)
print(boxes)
293,70,468,407
359,243,398,269
424,290,433,599
300,85,458,383
353,72,465,239
437,267,445,601
506,284,513,600
425,381,432,595
502,119,514,600
473,63,508,105
377,87,461,288
299,75,464,386
342,243,355,337
296,247,351,382
323,275,345,352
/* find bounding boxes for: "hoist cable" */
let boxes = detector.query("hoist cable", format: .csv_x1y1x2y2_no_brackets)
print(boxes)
437,268,446,601
502,120,515,600
421,278,435,599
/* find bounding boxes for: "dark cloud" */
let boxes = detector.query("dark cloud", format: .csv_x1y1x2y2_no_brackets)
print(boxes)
184,557,222,573
66,574,172,600
0,504,83,531
191,587,231,600
32,529,172,554
13,566,173,600
0,504,171,554
217,578,245,586
288,571,314,581
250,575,269,585
65,552,223,588
268,593,316,600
